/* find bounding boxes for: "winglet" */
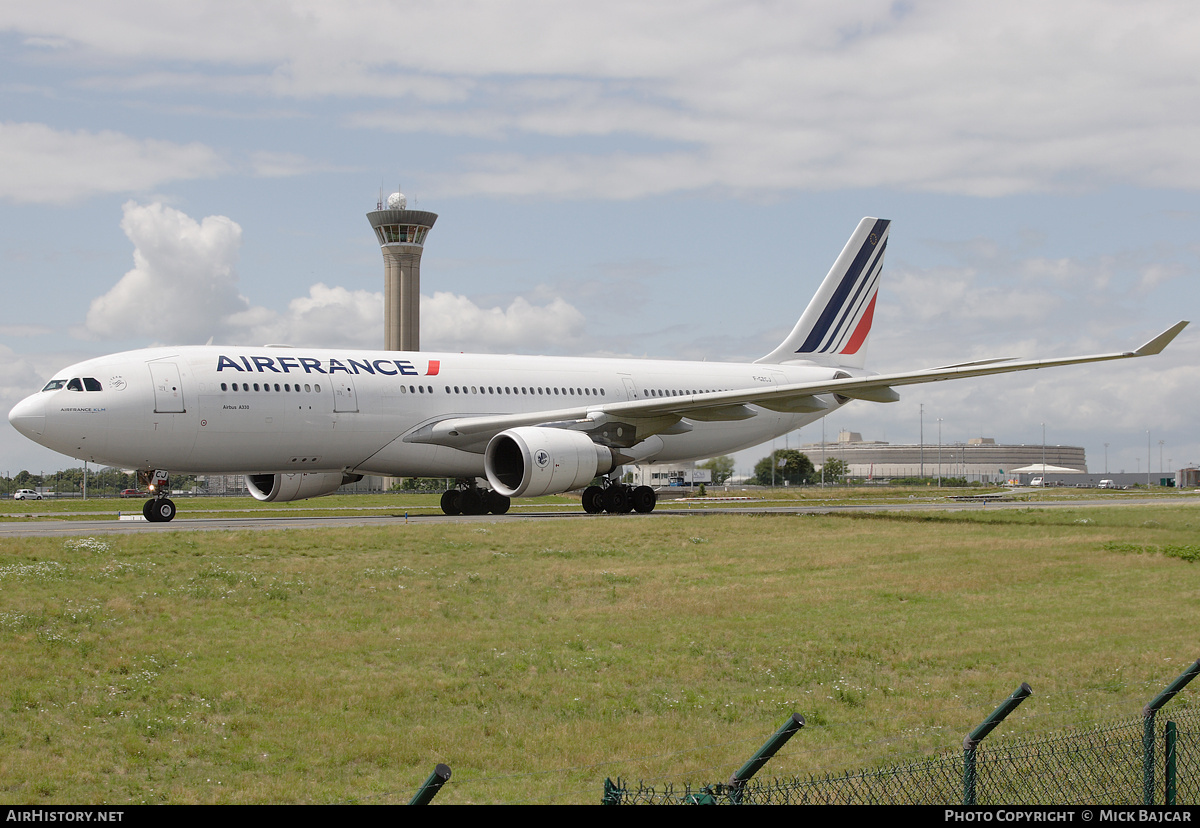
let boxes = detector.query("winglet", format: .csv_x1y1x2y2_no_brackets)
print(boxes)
1133,321,1189,356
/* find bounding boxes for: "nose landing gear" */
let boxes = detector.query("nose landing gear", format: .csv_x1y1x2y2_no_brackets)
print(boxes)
142,497,177,522
139,470,177,522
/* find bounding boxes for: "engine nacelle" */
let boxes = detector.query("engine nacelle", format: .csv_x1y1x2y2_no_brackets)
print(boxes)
245,472,362,503
485,427,616,498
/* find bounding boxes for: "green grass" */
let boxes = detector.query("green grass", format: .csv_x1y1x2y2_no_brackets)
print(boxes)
1,503,1199,803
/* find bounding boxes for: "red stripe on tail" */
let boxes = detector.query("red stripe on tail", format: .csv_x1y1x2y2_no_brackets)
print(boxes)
839,293,876,355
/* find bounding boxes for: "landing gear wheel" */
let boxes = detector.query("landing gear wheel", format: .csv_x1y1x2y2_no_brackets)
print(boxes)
440,489,462,516
632,485,657,513
459,488,487,515
603,485,630,514
144,498,176,523
582,486,604,514
486,491,511,515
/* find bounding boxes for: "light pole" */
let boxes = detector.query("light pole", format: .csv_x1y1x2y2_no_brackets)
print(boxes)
937,418,943,488
1104,442,1109,475
1041,422,1046,482
920,403,925,480
821,418,826,486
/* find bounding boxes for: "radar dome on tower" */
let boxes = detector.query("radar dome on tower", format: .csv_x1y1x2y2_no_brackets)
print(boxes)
387,192,406,210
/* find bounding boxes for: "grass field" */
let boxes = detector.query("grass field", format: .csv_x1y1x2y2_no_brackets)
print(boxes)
1,498,1198,804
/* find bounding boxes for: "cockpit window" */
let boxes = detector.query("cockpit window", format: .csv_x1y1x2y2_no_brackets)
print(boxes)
83,377,102,391
66,378,83,391
42,379,69,391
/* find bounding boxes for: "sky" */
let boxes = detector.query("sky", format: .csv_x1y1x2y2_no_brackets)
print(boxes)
2,1,1198,480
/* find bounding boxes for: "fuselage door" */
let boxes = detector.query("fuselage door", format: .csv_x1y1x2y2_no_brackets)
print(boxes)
148,361,185,413
621,375,639,400
332,376,359,413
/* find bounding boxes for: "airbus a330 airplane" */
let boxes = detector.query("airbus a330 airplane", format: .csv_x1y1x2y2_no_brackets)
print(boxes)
8,218,1188,522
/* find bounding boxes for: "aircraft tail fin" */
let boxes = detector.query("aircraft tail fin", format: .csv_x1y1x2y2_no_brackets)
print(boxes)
756,217,890,369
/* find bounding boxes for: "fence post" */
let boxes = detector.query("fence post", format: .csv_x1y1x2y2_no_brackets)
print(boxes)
727,713,806,804
1142,658,1200,806
408,763,451,805
962,682,1032,806
1164,720,1177,806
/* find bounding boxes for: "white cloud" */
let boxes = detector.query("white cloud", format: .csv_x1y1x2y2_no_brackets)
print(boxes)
81,203,587,352
84,202,249,343
0,123,226,204
7,3,1200,199
421,292,585,353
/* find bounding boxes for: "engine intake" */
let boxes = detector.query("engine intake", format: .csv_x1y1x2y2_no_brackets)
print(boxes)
485,427,616,498
245,472,362,502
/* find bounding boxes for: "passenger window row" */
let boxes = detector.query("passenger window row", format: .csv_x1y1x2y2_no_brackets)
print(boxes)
213,381,724,398
441,385,607,397
222,382,321,393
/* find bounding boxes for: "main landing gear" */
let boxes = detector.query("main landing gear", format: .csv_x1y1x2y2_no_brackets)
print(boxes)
140,470,176,523
581,482,657,514
440,481,511,516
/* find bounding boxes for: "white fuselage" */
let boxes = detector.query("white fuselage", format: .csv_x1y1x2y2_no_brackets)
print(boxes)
10,346,849,478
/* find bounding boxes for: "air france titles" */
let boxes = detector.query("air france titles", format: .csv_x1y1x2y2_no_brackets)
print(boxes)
216,355,441,377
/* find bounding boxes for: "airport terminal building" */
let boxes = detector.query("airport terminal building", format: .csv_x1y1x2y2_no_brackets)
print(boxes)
805,431,1088,484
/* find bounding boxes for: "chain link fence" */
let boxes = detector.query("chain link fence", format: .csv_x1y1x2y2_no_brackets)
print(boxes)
603,705,1199,805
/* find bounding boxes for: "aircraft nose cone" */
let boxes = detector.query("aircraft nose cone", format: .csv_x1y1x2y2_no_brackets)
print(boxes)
8,394,46,439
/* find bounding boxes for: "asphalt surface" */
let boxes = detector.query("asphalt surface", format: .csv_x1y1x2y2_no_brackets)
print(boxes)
1,493,1192,538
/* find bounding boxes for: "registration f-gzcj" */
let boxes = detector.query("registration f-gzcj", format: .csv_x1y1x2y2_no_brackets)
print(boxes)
9,218,1187,521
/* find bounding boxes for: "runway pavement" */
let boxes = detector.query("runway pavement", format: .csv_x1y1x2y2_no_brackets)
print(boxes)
0,494,1189,538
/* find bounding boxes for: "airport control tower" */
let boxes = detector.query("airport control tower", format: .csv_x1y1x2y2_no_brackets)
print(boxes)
366,192,438,351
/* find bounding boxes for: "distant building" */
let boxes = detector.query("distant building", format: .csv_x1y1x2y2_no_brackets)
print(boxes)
802,431,1087,483
627,464,712,488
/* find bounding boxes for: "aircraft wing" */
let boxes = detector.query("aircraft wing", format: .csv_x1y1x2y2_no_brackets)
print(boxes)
405,321,1188,451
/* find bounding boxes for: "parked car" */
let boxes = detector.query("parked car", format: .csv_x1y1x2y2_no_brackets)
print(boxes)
120,489,144,498
1030,477,1044,487
13,489,42,500
1098,479,1117,489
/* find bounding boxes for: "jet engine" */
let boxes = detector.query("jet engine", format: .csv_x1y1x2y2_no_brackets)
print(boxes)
485,427,617,498
245,472,363,503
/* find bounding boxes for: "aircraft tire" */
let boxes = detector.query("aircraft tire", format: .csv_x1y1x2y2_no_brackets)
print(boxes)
487,491,511,515
145,498,176,522
603,485,629,514
582,486,604,514
459,488,486,515
440,490,462,516
632,485,657,513
620,490,635,513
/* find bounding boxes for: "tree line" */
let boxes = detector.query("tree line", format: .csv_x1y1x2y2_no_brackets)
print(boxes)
699,451,848,486
1,468,200,497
